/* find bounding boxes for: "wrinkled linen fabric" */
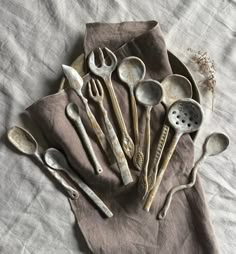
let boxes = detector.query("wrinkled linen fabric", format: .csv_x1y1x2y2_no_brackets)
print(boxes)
27,21,219,254
0,1,235,254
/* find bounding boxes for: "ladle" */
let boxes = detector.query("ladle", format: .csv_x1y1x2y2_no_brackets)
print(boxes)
44,148,113,218
135,80,163,198
148,74,192,192
7,126,79,200
66,102,103,174
158,132,229,220
144,98,204,211
118,56,146,171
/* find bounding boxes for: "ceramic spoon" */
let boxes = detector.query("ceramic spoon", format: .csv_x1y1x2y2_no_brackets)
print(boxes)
44,148,113,218
135,80,163,198
118,56,146,171
66,102,103,174
7,126,79,200
148,74,192,192
144,98,204,212
158,132,229,220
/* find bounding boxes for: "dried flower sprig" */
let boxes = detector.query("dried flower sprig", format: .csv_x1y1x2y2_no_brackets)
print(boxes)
187,48,216,111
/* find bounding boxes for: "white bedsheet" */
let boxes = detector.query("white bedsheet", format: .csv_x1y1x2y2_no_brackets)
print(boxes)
0,0,235,253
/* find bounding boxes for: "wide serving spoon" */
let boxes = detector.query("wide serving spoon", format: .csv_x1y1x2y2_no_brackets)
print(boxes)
44,148,113,218
148,74,192,192
118,56,146,171
144,98,204,211
7,126,80,200
135,80,163,198
158,132,229,220
66,102,103,174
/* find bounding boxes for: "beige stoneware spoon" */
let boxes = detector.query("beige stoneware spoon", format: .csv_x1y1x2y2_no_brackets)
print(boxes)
44,148,113,218
7,126,79,200
158,132,229,220
135,80,163,198
118,56,146,171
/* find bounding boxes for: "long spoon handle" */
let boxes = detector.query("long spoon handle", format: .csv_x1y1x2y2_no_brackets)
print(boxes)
100,103,133,185
148,124,170,192
68,114,103,175
138,108,151,198
130,88,144,170
35,153,80,200
158,154,206,220
105,76,134,159
58,165,113,218
144,132,182,212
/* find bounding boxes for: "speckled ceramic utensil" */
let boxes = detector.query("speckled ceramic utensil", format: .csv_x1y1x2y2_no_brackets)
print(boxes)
7,126,79,200
66,102,103,175
44,148,113,218
118,56,146,171
148,74,192,192
88,47,134,159
88,78,133,186
144,98,203,212
135,80,163,198
158,132,229,220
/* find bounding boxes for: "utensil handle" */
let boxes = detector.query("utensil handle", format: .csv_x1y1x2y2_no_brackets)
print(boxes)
100,103,133,185
80,93,109,155
35,154,80,200
144,132,181,212
148,124,170,192
72,116,103,174
158,154,206,220
60,166,113,218
130,89,144,170
139,108,151,198
105,77,134,159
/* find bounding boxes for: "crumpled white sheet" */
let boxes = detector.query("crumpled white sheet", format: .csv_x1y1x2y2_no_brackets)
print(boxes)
0,0,235,253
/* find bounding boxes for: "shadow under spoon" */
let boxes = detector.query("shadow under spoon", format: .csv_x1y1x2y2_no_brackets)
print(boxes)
7,126,79,200
158,132,229,220
44,148,113,218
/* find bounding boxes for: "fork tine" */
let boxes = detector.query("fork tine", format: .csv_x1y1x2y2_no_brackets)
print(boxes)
98,48,105,66
91,79,99,95
88,81,94,98
104,47,117,66
88,51,97,70
95,79,104,97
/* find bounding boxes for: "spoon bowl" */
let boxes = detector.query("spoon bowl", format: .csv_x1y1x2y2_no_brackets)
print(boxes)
135,80,163,107
44,148,69,170
118,56,146,87
66,103,80,121
7,126,37,155
162,74,192,106
205,132,229,156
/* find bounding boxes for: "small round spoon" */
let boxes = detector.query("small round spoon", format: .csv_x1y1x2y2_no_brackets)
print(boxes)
148,74,193,192
7,126,79,199
135,80,163,198
144,98,204,211
44,148,113,218
118,57,146,170
66,102,103,174
158,132,229,220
